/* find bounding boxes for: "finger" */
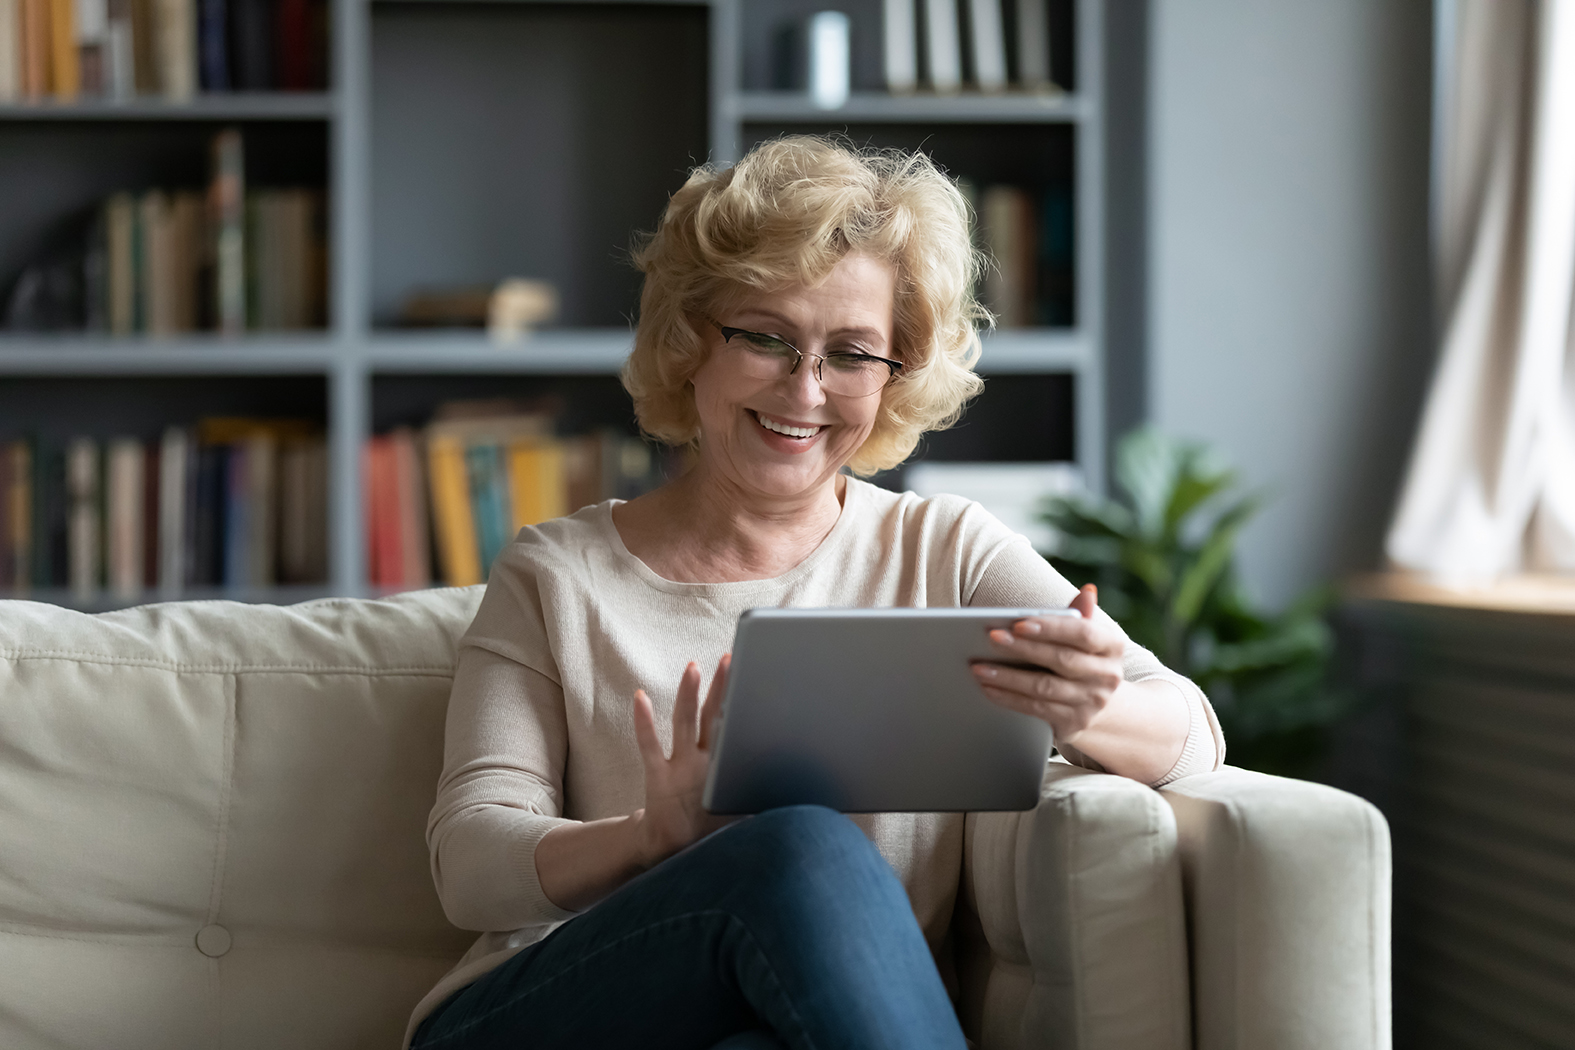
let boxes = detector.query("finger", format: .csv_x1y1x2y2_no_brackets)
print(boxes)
1011,613,1120,656
988,630,1118,681
632,690,668,769
971,661,1086,703
978,684,1097,738
697,653,730,751
672,662,702,753
1072,583,1098,618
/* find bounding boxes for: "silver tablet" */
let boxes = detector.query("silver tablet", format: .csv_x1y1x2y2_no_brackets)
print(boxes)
702,607,1080,814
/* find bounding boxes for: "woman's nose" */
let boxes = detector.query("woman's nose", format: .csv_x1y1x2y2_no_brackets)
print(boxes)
783,354,829,406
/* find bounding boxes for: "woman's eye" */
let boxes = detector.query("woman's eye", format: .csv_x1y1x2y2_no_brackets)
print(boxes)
743,334,794,354
826,354,881,373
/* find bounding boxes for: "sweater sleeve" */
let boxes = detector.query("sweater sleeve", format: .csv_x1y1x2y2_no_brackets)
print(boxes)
967,534,1226,786
426,645,579,932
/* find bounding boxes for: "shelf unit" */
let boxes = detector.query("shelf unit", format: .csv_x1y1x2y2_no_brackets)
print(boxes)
0,0,1103,607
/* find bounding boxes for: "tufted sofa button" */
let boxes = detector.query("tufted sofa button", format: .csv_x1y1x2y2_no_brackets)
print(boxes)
195,924,233,958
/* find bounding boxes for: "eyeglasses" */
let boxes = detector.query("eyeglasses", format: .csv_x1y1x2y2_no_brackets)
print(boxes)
711,322,904,398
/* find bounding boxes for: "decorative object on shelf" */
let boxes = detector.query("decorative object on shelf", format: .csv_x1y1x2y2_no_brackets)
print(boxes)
1041,428,1348,776
488,278,558,344
807,10,850,110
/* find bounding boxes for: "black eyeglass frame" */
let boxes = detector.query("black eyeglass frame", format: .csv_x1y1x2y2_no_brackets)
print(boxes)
712,321,904,392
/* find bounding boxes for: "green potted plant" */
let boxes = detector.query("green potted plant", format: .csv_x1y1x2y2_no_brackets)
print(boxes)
1041,428,1347,777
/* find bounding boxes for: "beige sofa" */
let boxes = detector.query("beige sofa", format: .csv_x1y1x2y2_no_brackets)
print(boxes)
0,589,1390,1049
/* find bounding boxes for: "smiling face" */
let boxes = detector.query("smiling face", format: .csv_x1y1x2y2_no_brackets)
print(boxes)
688,251,899,505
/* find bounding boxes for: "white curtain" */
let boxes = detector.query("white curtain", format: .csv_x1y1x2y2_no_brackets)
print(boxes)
1386,0,1575,581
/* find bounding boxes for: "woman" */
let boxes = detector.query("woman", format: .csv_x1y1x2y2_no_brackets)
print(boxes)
407,137,1223,1050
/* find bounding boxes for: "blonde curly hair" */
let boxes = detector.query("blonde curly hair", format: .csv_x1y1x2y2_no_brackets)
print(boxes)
621,135,988,476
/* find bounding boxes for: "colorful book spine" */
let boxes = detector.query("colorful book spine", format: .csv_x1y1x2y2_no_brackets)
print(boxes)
153,0,192,99
390,427,430,588
365,435,402,587
3,442,31,591
222,438,248,586
21,0,50,99
507,440,567,530
465,443,509,580
196,0,224,89
47,0,78,99
426,434,480,587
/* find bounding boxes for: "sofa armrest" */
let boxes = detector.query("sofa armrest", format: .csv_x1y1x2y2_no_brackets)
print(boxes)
1160,768,1392,1050
960,763,1191,1050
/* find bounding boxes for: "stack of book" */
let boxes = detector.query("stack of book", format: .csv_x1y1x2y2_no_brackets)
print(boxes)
365,404,674,590
3,128,327,334
0,0,328,102
0,417,328,600
883,0,1060,95
960,179,1074,327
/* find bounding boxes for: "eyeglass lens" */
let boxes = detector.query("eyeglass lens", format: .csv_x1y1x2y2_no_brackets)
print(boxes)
724,330,893,397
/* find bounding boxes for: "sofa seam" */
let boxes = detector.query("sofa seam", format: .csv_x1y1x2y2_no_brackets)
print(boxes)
0,650,456,675
0,922,470,958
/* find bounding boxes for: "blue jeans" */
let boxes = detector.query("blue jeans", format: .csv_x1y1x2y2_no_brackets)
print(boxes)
410,805,967,1050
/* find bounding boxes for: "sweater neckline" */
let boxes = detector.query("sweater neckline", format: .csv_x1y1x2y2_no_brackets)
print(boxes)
597,477,865,596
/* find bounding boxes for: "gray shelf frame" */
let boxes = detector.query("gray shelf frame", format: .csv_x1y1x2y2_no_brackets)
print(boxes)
0,0,1106,602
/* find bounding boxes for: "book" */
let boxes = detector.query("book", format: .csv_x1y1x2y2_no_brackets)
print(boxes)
228,0,269,90
105,191,135,334
32,442,67,588
242,431,274,586
464,443,509,580
47,0,78,99
66,437,98,598
3,441,31,591
426,432,480,587
128,0,153,94
222,437,248,586
141,438,158,586
980,184,1036,327
882,0,916,93
390,427,430,588
967,0,1006,91
195,0,223,89
0,0,21,101
139,190,172,333
157,426,187,590
168,190,202,331
507,439,567,529
274,0,308,89
106,437,144,598
210,128,245,333
365,435,401,587
102,0,131,98
923,0,960,93
191,442,225,585
153,0,191,99
277,436,325,583
21,0,49,99
74,0,107,96
1014,0,1051,91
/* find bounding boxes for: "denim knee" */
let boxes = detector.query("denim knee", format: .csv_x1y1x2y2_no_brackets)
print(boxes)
717,806,901,913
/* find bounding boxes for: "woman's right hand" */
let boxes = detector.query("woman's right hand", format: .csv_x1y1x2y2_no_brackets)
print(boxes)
632,654,730,865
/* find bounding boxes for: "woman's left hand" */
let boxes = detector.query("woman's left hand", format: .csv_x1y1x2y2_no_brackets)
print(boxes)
970,584,1124,746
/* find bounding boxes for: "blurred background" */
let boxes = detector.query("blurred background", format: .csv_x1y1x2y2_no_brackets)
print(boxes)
3,0,1572,1045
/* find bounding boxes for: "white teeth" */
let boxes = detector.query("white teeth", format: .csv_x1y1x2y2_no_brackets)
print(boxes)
756,413,822,439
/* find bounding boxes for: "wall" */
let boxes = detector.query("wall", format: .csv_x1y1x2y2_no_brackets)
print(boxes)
1146,0,1435,608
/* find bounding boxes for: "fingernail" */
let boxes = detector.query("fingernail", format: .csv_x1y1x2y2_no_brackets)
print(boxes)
1017,620,1042,637
972,665,998,679
990,629,1014,645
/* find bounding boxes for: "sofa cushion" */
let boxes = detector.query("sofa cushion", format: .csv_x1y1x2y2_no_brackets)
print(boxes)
0,589,484,1050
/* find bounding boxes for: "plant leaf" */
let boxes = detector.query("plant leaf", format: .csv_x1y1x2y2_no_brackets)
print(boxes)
1169,494,1261,625
1115,428,1187,539
1164,456,1235,538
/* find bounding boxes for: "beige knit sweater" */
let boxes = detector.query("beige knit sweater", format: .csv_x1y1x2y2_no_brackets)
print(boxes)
407,478,1224,1042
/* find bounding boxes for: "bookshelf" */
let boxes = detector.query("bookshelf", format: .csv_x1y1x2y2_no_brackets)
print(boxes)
0,0,1105,608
